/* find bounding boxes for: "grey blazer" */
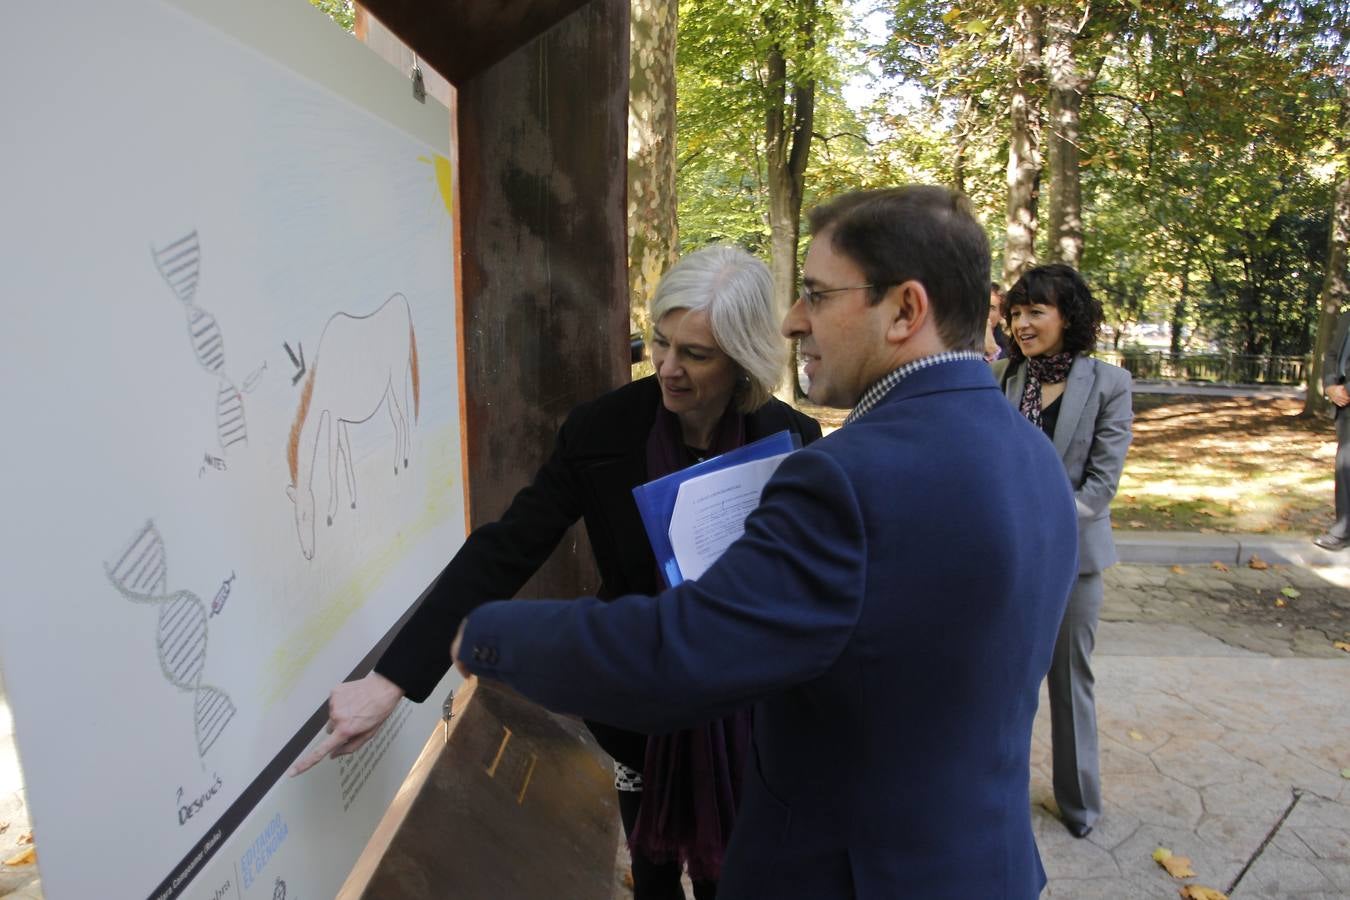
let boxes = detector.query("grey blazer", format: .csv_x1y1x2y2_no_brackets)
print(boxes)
994,355,1133,574
1322,311,1350,389
1322,312,1350,419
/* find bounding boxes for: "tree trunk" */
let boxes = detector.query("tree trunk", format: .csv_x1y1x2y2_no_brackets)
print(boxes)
1303,91,1350,417
627,0,680,346
1045,7,1119,270
764,7,816,398
1170,250,1190,357
1004,3,1043,285
1045,9,1095,269
952,94,974,197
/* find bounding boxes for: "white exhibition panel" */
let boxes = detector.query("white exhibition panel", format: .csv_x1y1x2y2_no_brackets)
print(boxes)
0,2,466,897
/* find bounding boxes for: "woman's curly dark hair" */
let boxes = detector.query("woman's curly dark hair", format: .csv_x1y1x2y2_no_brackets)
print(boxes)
1003,263,1103,361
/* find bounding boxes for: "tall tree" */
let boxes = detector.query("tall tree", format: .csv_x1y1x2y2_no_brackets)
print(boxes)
1044,2,1129,269
1304,86,1350,416
628,0,681,340
1004,3,1044,284
764,0,819,397
1075,0,1342,356
678,0,845,393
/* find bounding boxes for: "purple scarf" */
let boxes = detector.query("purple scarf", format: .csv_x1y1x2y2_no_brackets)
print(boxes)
629,401,752,882
1018,351,1074,428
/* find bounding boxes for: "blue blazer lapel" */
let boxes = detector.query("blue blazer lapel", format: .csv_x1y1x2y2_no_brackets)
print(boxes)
1053,356,1094,458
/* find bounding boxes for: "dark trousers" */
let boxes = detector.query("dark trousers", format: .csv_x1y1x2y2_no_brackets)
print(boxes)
591,720,718,900
1332,409,1350,539
617,789,718,900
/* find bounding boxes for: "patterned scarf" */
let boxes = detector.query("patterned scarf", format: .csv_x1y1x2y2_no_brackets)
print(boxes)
1018,351,1074,428
630,400,752,883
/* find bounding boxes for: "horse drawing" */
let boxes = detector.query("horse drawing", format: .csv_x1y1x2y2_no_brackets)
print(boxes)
286,293,420,560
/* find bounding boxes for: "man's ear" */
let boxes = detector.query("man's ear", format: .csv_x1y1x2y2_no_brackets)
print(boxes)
885,280,930,343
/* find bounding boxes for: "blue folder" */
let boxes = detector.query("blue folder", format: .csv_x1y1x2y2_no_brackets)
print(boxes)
631,429,801,588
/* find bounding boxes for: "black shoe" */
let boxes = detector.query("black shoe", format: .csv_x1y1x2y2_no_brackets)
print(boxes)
1313,533,1350,551
1064,820,1093,839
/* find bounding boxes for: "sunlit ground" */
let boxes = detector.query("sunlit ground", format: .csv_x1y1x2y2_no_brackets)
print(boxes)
1114,395,1336,534
799,393,1338,536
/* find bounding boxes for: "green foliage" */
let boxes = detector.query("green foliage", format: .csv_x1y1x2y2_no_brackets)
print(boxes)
677,0,860,256
1080,0,1343,354
671,0,1344,356
875,0,1013,227
308,0,354,32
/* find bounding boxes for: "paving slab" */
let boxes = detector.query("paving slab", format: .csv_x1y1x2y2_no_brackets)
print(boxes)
1117,530,1350,568
1029,638,1350,899
1096,621,1266,658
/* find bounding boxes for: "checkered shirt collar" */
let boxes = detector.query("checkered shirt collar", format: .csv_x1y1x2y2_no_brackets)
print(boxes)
843,350,985,426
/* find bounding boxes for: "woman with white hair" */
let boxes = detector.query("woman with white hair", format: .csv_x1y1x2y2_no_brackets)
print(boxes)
298,244,821,899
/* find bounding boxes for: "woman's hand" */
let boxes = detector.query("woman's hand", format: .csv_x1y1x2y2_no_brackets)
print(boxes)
289,671,406,775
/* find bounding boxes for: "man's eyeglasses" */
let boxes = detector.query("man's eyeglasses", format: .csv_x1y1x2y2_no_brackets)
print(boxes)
798,283,884,310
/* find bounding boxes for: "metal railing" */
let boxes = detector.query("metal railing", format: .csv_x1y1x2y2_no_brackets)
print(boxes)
1094,349,1311,385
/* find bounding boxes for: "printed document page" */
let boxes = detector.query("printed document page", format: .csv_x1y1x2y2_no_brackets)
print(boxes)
667,453,790,581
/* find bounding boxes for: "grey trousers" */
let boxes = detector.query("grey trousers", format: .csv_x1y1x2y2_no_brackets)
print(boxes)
1331,410,1350,539
1049,570,1104,828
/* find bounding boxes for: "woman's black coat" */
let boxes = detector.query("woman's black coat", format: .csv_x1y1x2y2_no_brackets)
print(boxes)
375,375,822,754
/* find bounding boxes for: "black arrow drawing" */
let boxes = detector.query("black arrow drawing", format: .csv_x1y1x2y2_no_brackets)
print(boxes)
284,341,306,386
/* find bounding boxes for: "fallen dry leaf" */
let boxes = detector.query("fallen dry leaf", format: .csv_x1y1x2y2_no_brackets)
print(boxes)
1171,565,1187,575
1129,520,1147,529
1274,598,1287,608
1248,555,1270,570
1178,886,1229,900
1334,641,1350,653
3,846,35,867
1211,561,1230,571
1128,729,1145,741
1153,847,1197,878
1163,855,1198,878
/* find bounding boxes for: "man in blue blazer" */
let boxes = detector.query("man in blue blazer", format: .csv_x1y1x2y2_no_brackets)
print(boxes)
456,186,1079,898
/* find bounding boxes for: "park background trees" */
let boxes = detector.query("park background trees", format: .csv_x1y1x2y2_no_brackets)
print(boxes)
626,0,1348,399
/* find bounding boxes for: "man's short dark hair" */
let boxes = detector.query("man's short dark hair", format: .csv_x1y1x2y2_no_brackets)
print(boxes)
1004,263,1103,361
807,186,991,352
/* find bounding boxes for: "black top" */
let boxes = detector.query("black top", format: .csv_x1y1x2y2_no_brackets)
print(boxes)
375,375,823,704
1040,393,1062,439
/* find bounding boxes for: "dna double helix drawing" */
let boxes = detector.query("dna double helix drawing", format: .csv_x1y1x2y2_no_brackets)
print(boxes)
105,520,236,757
151,231,250,452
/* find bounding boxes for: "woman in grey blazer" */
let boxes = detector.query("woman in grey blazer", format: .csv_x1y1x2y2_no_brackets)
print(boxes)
993,264,1133,839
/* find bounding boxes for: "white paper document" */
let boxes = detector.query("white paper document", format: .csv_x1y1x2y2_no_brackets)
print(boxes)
668,453,791,581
